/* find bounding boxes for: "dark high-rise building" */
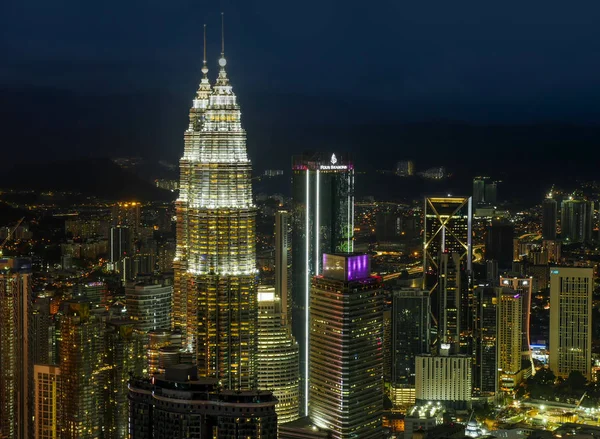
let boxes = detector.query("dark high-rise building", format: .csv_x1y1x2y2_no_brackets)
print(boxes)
128,365,278,439
32,296,50,365
542,197,558,240
561,198,594,244
291,152,354,414
484,181,497,205
0,258,33,439
172,34,258,389
473,177,486,206
391,289,430,385
473,284,498,395
309,253,383,439
485,219,514,269
110,225,131,265
438,252,462,347
376,211,401,242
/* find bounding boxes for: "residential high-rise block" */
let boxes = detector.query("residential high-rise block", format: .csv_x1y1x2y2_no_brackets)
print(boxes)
257,288,300,425
542,197,557,240
58,302,106,439
128,365,278,438
111,201,141,238
549,267,593,380
291,152,354,414
275,210,292,324
497,289,523,391
415,354,472,409
309,253,383,439
33,365,61,439
126,281,172,332
104,320,145,439
172,34,258,389
561,198,594,244
0,258,33,439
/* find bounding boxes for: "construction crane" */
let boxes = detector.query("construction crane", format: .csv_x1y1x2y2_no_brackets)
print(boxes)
0,217,25,257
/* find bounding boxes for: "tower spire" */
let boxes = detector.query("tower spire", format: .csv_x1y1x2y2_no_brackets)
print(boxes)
221,12,225,57
215,12,231,93
202,24,208,77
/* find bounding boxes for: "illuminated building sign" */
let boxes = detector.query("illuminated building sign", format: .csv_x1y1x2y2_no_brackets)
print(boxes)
322,253,370,281
319,164,349,170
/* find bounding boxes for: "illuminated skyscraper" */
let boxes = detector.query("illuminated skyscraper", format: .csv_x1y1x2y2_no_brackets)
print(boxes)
309,253,383,438
257,287,300,424
0,258,33,439
500,276,533,366
423,196,472,352
172,27,258,390
291,152,354,414
549,267,593,380
497,289,522,391
33,364,61,439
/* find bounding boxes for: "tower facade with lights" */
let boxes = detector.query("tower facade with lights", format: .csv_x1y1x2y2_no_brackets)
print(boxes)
423,196,473,353
172,26,258,390
291,152,354,414
309,253,383,439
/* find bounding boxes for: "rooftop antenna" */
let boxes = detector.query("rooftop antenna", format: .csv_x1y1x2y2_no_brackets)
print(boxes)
203,24,207,66
221,12,225,56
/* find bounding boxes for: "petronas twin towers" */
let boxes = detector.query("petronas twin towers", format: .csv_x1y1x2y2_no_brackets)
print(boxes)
173,25,258,390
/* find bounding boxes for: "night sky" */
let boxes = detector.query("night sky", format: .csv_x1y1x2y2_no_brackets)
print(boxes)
2,1,600,175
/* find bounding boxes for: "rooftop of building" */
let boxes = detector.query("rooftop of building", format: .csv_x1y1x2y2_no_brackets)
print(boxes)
130,365,277,404
279,417,331,438
407,403,445,419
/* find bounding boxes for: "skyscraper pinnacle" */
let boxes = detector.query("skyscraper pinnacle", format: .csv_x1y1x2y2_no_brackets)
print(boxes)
191,24,211,113
214,12,231,96
202,23,208,76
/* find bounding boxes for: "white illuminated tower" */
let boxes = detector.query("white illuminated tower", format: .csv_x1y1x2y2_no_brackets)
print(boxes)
172,21,258,390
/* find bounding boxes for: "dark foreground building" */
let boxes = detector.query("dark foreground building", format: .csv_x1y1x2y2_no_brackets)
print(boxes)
128,365,278,438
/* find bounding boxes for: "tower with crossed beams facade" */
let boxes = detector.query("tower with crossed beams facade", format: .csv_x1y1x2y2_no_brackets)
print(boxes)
423,196,473,354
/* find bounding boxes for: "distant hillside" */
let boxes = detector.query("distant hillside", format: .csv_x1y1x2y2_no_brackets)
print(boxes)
0,158,176,202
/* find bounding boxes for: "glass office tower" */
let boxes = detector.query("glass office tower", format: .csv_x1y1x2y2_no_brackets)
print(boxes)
291,152,354,414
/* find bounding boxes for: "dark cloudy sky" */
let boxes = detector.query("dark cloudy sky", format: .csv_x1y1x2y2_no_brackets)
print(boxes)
2,0,600,170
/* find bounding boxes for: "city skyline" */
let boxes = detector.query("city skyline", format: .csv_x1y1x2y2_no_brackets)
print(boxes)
4,5,600,439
